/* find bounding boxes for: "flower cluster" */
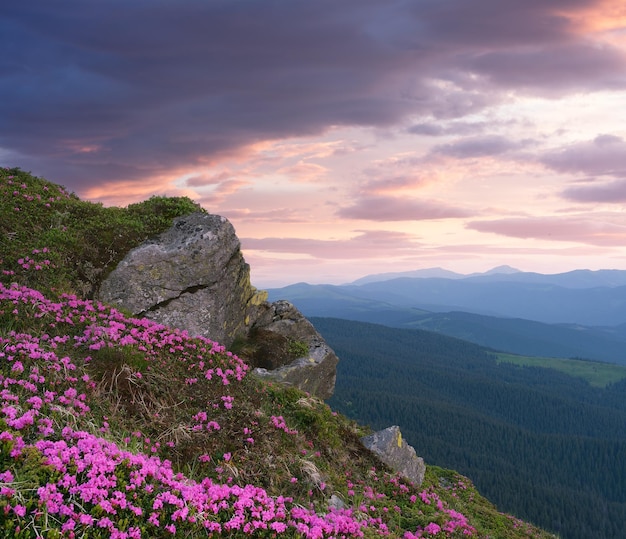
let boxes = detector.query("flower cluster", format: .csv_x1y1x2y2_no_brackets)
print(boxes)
270,415,299,435
0,283,397,538
2,424,388,538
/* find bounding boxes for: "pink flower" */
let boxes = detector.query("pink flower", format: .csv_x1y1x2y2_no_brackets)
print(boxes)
423,522,441,535
13,505,26,517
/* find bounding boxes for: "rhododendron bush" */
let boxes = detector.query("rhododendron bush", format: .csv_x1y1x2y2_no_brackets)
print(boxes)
0,282,477,538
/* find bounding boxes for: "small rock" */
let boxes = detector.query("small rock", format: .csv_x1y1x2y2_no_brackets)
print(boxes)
361,426,426,486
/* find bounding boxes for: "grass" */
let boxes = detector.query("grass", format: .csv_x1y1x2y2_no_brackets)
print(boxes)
0,166,202,297
0,167,557,538
495,352,626,387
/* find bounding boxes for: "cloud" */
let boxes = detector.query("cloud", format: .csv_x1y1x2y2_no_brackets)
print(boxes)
431,135,527,158
196,179,252,205
337,196,472,221
461,42,626,94
546,134,626,203
220,208,304,224
359,175,430,196
185,172,234,188
241,229,422,259
1,1,624,192
277,162,329,183
407,121,490,137
410,0,577,48
562,179,626,203
467,215,626,246
543,134,626,176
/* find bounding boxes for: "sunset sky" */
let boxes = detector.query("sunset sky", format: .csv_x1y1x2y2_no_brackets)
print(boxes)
2,1,626,287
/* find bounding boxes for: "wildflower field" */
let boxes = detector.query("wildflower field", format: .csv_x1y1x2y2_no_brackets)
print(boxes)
0,167,556,538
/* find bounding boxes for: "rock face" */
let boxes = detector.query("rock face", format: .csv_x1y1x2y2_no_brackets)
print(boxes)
98,212,338,398
361,426,426,486
251,301,338,400
98,212,267,347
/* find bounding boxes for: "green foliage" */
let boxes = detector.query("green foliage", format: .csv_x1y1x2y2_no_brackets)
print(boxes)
496,352,626,387
126,195,202,228
0,167,204,297
287,339,309,358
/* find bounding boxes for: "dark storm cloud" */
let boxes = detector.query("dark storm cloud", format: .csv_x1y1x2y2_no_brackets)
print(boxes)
407,0,578,47
1,0,624,190
463,43,626,93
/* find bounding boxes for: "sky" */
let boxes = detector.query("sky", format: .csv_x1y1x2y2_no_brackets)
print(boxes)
2,1,626,287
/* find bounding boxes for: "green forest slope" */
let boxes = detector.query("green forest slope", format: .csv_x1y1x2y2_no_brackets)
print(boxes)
313,317,626,539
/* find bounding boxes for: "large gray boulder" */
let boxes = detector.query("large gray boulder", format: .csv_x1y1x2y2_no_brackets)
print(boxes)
98,212,268,347
361,426,426,486
98,212,338,398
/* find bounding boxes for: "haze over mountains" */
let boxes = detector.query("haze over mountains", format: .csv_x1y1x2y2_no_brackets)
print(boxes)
267,266,626,366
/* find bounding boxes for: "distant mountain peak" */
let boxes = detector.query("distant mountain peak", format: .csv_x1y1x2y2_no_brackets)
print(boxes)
350,265,523,285
349,267,465,285
482,265,521,275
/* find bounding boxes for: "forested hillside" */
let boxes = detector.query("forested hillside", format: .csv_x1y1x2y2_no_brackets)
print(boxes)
313,317,626,539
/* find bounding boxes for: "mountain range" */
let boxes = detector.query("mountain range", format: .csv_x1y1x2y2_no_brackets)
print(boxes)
267,267,626,365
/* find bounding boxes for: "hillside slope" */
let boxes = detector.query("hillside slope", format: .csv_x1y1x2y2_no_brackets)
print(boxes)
0,167,556,538
313,317,626,539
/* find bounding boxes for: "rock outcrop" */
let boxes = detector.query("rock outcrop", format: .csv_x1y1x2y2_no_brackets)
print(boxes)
251,301,338,400
361,426,426,486
98,212,267,347
98,212,337,398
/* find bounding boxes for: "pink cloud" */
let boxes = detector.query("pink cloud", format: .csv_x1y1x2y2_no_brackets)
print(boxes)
543,134,626,176
468,215,626,246
277,162,328,183
195,179,252,206
219,208,304,224
186,172,234,187
241,230,422,259
337,196,472,221
562,179,626,203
